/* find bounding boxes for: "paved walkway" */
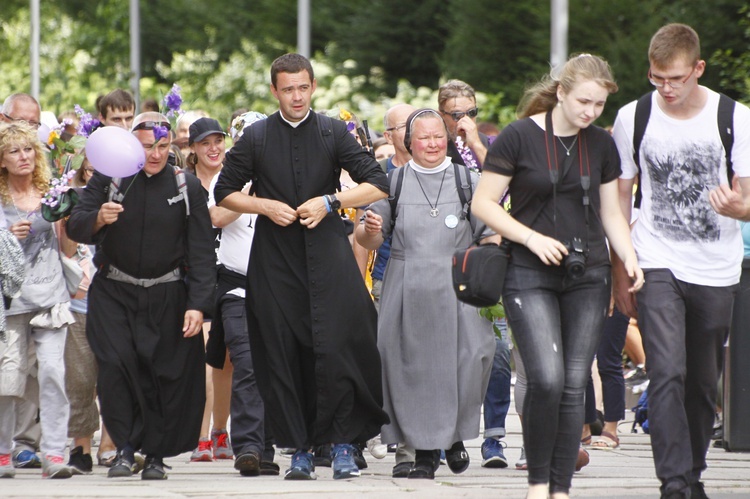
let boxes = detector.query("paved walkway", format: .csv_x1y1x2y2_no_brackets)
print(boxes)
4,407,749,498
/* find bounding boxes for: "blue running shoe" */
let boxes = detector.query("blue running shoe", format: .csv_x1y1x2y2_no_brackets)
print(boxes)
284,449,316,480
13,450,41,469
331,444,360,480
481,438,509,468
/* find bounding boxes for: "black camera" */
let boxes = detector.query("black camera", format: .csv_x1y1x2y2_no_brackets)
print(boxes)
563,237,587,279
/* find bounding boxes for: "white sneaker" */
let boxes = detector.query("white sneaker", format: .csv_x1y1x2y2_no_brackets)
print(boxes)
42,454,72,479
366,435,388,459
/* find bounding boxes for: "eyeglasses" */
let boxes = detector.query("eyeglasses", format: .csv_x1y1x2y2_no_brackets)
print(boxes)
132,121,171,132
440,108,478,121
648,65,696,89
83,167,95,174
2,113,41,129
385,123,407,132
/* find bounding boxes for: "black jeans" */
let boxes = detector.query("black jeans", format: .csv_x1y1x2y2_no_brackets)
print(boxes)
585,308,629,424
637,269,736,497
503,264,610,494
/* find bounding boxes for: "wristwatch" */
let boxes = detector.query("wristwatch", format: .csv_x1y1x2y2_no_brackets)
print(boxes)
327,194,341,211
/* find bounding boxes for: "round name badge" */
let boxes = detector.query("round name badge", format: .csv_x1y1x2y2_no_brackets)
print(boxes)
445,214,459,229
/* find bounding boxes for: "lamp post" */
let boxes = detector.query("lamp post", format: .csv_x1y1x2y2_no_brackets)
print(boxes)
551,0,568,70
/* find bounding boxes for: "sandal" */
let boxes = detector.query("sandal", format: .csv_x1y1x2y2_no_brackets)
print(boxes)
590,430,620,450
581,435,592,447
445,442,470,474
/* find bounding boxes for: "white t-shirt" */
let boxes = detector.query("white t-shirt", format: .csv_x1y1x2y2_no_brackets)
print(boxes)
613,87,750,286
208,174,256,287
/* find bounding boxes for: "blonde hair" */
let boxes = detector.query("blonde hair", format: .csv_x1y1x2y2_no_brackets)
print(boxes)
648,23,700,69
517,54,618,119
0,122,52,205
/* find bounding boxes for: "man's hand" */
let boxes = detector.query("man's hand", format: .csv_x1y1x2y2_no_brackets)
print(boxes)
456,116,480,146
363,209,383,235
97,202,124,226
709,176,749,220
263,199,298,226
182,310,204,338
297,196,329,229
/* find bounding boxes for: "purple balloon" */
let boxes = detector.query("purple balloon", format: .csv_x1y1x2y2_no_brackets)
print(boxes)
37,123,51,145
85,126,146,177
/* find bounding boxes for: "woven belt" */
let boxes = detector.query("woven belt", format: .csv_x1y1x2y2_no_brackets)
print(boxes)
105,265,182,288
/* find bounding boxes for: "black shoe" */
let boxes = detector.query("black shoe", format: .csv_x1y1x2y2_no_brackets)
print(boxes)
407,457,435,479
260,460,280,476
107,453,135,478
141,456,169,480
67,446,93,475
445,441,470,474
234,451,261,477
313,444,332,467
690,482,709,499
352,444,368,470
392,461,413,478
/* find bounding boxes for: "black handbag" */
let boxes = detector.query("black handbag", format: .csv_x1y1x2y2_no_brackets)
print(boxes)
452,240,510,307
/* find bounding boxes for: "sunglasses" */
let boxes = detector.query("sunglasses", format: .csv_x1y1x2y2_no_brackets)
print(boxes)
132,121,171,132
3,113,41,129
441,108,478,121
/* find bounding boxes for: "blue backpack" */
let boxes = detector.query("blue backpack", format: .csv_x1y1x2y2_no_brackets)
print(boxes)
631,389,649,434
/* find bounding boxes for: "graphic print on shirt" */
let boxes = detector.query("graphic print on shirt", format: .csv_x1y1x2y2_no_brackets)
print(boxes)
644,139,722,243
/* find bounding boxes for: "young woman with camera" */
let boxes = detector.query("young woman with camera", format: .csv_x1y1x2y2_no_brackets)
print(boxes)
471,54,643,499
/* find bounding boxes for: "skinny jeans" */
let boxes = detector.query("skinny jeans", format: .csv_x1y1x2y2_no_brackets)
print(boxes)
503,264,610,494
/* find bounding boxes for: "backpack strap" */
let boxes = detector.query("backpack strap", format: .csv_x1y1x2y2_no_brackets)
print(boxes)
387,166,406,230
108,177,125,203
246,119,267,196
718,92,736,183
172,165,190,218
632,93,652,209
453,162,473,220
316,114,340,191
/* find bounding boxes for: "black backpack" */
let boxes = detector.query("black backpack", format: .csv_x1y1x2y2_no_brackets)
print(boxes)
632,92,735,208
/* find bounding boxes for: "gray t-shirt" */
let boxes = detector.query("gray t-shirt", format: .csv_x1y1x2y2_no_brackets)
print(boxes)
2,203,70,315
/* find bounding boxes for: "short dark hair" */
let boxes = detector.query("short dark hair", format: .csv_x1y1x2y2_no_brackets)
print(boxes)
271,53,314,88
98,89,135,118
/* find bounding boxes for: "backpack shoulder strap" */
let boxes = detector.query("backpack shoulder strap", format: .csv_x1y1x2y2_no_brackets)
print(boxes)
108,177,124,203
317,114,340,191
453,163,473,220
172,165,190,218
632,93,653,209
387,166,406,229
718,92,735,183
246,119,267,196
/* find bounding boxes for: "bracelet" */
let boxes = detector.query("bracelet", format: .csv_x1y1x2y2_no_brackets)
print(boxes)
524,230,536,247
322,195,331,213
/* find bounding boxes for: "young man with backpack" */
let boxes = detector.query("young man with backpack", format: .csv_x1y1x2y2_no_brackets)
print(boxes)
612,23,750,499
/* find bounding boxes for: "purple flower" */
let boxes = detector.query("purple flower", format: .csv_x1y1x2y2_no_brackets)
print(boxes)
153,125,169,142
346,121,356,132
74,105,101,138
163,84,183,118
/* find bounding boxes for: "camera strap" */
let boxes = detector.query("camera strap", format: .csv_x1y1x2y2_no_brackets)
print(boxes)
543,111,592,249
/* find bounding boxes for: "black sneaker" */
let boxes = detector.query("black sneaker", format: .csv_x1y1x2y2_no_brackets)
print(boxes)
352,444,368,470
313,444,331,467
107,453,135,478
67,446,93,475
141,456,169,480
690,482,709,499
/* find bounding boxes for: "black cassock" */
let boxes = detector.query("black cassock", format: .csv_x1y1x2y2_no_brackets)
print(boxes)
67,161,215,457
215,112,390,448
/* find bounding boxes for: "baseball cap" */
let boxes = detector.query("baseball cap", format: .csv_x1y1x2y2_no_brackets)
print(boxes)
189,117,226,145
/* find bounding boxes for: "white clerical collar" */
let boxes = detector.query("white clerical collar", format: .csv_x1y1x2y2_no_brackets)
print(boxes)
408,157,452,174
280,110,311,128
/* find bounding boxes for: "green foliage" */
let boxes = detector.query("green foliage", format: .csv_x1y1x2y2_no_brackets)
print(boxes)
479,301,506,339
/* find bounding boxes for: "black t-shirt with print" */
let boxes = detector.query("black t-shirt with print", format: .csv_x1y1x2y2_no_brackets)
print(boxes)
483,116,622,272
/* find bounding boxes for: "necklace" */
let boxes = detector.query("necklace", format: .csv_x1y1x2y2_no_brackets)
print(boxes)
557,134,579,156
10,190,40,220
413,168,447,217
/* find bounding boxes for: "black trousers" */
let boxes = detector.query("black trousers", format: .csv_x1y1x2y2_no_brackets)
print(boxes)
637,269,737,497
221,295,273,459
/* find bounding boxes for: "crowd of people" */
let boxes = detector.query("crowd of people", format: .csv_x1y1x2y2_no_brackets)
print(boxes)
1,22,749,499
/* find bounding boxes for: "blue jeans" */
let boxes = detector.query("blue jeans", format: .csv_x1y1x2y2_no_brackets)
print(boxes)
637,269,736,497
483,324,511,439
503,264,610,494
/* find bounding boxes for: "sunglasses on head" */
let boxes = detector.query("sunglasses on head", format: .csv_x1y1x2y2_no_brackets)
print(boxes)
441,108,478,121
132,121,171,132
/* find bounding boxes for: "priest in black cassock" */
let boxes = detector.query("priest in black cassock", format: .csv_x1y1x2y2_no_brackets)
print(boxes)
66,112,216,480
214,53,390,481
